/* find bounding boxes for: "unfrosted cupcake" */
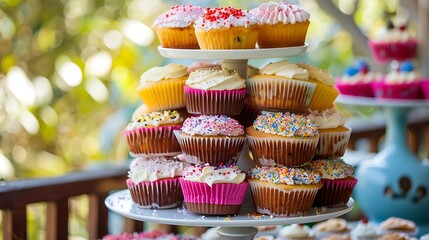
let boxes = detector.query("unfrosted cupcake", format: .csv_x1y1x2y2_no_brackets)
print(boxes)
174,115,246,164
194,7,259,49
297,63,339,110
126,157,184,209
248,60,316,112
277,224,315,240
248,166,322,216
306,159,357,207
335,60,382,98
350,221,381,240
185,68,246,116
313,218,351,239
368,20,417,62
250,1,310,48
179,164,248,215
372,61,422,99
246,112,319,167
306,108,351,159
137,64,188,111
153,5,204,49
379,217,418,237
124,109,183,157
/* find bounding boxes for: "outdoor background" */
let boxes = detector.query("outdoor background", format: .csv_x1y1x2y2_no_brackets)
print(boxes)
0,0,412,238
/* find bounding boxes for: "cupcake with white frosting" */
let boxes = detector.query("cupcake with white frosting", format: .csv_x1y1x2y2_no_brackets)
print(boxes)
313,218,351,239
250,1,310,48
126,157,184,209
179,164,248,215
350,221,381,240
185,68,246,116
306,107,351,159
277,224,315,240
153,5,204,49
247,60,316,113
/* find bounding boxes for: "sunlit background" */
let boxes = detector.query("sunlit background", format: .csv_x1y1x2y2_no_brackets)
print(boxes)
0,0,406,238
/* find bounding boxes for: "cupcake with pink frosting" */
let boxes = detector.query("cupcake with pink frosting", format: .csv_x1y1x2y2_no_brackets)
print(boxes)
173,115,246,165
306,159,357,207
306,107,351,159
372,61,422,99
185,68,247,116
153,5,204,49
250,1,310,48
179,164,248,215
126,157,184,209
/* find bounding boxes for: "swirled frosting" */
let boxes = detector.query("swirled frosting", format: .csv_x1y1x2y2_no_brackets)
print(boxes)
140,64,187,84
314,218,350,232
385,71,419,84
187,61,221,73
182,164,246,187
260,60,308,80
253,112,318,138
194,7,259,31
247,166,321,185
153,5,204,28
181,115,244,136
186,68,246,90
306,159,354,180
306,108,346,129
126,110,183,130
128,157,183,183
250,1,310,25
350,222,379,238
374,28,415,42
340,71,382,84
278,224,312,238
297,63,335,86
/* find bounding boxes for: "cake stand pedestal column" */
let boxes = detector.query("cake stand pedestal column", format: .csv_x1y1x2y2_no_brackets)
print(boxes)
217,226,258,240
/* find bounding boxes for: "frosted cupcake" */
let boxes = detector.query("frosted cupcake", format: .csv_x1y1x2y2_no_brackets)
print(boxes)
377,233,410,240
306,159,357,207
248,60,316,112
313,218,351,239
124,109,183,157
250,1,310,48
246,112,319,167
350,221,381,240
379,217,418,237
372,61,422,99
179,164,248,215
137,64,188,111
174,115,246,164
185,68,246,116
194,7,259,49
248,166,322,216
306,108,351,159
153,5,204,49
368,20,417,62
297,63,339,110
335,60,382,98
277,224,315,240
322,235,351,240
126,157,184,209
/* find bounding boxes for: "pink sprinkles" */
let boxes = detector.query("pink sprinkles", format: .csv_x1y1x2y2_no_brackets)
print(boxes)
253,112,318,138
182,163,244,178
248,166,321,185
306,158,354,179
181,115,244,136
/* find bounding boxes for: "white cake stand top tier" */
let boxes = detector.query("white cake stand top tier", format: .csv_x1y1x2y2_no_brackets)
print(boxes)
105,189,354,228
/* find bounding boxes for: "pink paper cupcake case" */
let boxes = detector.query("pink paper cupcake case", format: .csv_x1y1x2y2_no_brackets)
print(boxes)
312,177,358,207
184,86,246,116
371,81,422,99
420,79,429,100
335,81,374,98
368,40,418,63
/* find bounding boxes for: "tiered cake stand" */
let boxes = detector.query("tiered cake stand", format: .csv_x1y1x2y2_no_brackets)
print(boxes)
105,46,354,239
336,95,429,234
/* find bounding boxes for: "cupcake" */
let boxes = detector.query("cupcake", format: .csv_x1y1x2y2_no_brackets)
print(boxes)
246,112,319,167
234,99,262,128
306,159,357,207
179,164,248,215
247,60,316,112
126,157,184,209
350,221,381,240
306,108,351,159
137,64,188,112
313,218,351,239
194,7,259,49
297,63,339,110
379,217,418,237
335,60,382,98
421,79,429,100
124,109,183,157
174,115,246,164
187,61,221,73
368,20,417,63
250,1,310,48
185,68,246,116
377,233,410,240
153,5,204,49
255,226,280,238
247,166,322,216
372,61,422,99
322,235,352,240
277,224,315,240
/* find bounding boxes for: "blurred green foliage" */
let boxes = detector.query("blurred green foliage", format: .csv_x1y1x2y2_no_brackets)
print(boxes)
0,0,399,238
